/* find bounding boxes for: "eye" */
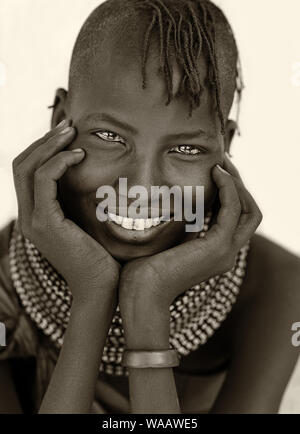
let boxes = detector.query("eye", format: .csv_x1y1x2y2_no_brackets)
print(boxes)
169,145,205,156
93,130,126,144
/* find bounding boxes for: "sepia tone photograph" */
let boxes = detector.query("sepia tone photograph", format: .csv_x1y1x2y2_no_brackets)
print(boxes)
0,0,299,417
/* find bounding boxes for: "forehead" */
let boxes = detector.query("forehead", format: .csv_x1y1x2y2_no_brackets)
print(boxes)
69,34,220,136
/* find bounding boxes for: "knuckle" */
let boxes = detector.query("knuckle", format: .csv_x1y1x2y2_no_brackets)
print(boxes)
49,153,66,170
34,167,45,183
256,208,263,224
31,212,44,234
228,176,237,190
12,157,19,172
232,201,241,218
14,168,26,186
250,208,263,231
12,159,23,177
43,129,54,140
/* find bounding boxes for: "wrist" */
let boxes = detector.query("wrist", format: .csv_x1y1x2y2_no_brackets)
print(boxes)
71,285,117,317
123,302,171,350
125,335,170,351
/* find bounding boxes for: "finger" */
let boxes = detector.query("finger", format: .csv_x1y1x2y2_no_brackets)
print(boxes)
209,164,241,239
144,165,242,301
222,155,249,213
222,154,263,246
12,119,70,168
33,149,85,219
222,154,258,212
223,152,244,183
20,125,76,171
233,189,263,247
13,126,77,230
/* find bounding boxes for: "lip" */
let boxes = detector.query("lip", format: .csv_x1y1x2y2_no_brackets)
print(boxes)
94,200,174,219
96,204,175,245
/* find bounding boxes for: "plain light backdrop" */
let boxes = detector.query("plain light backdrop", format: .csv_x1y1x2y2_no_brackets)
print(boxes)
0,0,299,413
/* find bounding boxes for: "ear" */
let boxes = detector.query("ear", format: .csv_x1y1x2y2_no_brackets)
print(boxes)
223,119,237,154
50,88,69,129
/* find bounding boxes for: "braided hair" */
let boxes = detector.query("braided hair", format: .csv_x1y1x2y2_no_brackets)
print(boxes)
67,0,244,135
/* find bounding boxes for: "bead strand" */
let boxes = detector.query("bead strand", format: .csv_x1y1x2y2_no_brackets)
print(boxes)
8,213,249,377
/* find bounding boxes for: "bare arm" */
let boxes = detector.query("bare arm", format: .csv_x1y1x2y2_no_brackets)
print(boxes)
125,308,181,414
128,369,180,414
12,120,121,414
39,286,117,414
211,247,300,414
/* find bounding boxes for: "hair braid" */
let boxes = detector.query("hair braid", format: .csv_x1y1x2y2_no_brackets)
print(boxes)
139,0,233,134
69,0,243,135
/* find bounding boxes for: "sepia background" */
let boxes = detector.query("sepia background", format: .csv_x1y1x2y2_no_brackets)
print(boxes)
0,0,299,413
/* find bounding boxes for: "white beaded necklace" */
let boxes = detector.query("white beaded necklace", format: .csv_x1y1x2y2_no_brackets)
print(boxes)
9,216,250,376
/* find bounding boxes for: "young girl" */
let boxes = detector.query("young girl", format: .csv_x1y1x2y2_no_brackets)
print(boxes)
0,0,299,414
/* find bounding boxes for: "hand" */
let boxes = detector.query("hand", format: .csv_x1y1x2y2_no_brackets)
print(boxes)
118,154,262,345
12,119,121,307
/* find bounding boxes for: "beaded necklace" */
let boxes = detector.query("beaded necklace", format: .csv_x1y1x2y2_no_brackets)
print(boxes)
9,215,250,376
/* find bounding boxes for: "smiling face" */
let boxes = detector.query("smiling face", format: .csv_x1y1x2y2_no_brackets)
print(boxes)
54,31,232,262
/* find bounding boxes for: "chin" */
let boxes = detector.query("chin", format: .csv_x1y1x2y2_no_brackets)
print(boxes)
94,232,176,263
107,246,157,263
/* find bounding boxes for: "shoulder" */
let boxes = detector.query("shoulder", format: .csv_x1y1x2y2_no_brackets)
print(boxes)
243,233,300,304
250,233,300,271
231,232,300,358
217,235,300,412
0,219,18,310
0,219,15,266
228,232,300,362
0,219,39,360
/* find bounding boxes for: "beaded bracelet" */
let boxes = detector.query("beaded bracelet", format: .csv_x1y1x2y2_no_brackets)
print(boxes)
121,349,180,368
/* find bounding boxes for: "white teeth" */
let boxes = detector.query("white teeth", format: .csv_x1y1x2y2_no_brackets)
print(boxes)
106,212,169,230
152,217,161,226
133,219,145,231
115,215,123,224
108,212,117,223
144,219,153,229
121,217,133,230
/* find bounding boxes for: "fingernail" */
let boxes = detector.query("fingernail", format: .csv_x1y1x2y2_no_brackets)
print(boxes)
57,119,68,129
216,164,230,175
72,148,84,153
60,126,73,135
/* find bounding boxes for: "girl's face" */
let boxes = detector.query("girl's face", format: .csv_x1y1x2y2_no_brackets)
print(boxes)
57,51,226,262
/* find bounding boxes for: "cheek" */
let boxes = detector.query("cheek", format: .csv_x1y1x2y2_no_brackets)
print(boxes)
174,164,218,210
60,152,119,194
201,169,217,203
187,173,217,213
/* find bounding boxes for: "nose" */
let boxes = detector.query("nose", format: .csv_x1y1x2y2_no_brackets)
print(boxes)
125,153,161,193
112,153,173,218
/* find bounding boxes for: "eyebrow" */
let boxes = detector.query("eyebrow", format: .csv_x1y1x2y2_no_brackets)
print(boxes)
82,112,138,135
165,129,211,141
81,112,212,140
